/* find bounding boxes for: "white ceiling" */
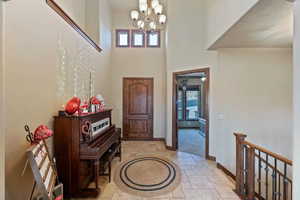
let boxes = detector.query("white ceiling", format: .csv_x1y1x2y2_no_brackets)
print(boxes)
208,0,293,50
109,0,138,13
109,0,167,13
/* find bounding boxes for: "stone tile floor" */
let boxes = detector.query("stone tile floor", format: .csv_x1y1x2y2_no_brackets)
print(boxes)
76,141,240,200
178,129,205,157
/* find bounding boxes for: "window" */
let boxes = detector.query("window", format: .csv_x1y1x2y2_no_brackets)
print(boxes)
185,90,200,120
147,31,160,48
177,88,200,121
116,29,161,48
116,29,130,47
131,30,145,47
177,90,184,120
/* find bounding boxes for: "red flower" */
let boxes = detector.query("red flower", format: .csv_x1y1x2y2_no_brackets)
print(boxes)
91,97,101,105
34,125,53,142
65,97,81,115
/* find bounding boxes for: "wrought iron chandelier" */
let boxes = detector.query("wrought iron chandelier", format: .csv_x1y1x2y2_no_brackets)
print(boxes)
130,0,167,31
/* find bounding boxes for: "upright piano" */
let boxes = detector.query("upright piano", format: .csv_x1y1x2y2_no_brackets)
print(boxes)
53,109,121,198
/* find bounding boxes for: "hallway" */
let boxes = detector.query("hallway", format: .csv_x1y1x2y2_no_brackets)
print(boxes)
84,141,239,200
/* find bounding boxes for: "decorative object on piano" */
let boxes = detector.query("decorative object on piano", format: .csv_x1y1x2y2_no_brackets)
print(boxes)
90,96,101,113
114,156,181,198
79,101,89,114
65,97,81,115
96,94,105,110
89,72,94,101
26,139,63,200
96,94,105,106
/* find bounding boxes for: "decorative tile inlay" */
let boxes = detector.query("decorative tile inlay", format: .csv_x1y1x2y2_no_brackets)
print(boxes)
119,157,177,191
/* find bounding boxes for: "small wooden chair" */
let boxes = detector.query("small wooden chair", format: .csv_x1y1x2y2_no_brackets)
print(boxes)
26,140,63,200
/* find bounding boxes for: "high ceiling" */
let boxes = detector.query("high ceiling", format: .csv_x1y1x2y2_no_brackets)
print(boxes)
109,0,167,13
109,0,138,13
208,0,293,50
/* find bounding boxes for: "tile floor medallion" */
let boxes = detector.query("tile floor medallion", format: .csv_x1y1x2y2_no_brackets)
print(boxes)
74,141,240,200
114,156,181,197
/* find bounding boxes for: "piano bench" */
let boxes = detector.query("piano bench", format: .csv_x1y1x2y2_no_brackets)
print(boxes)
100,143,121,182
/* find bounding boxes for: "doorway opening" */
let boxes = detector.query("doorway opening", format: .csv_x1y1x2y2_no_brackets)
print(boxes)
172,68,210,158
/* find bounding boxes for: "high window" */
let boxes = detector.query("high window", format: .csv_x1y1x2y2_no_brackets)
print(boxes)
131,30,145,47
147,31,160,48
116,29,161,48
116,30,130,47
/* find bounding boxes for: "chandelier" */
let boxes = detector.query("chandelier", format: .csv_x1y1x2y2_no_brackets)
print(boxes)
130,0,167,31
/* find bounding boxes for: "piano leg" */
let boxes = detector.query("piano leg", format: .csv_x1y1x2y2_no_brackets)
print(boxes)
119,144,122,161
109,161,111,183
94,160,99,189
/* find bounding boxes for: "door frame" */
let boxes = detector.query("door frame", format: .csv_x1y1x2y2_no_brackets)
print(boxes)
172,68,211,159
122,77,154,140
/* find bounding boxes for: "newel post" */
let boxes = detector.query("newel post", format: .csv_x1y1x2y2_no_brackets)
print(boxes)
234,133,247,197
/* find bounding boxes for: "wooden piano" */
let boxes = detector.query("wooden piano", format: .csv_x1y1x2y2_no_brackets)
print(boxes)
53,109,121,198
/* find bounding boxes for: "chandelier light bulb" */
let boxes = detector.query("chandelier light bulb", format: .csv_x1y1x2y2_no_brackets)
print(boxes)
131,10,139,20
131,0,166,31
151,0,159,8
154,4,163,15
139,0,147,4
149,21,156,30
139,2,148,13
137,20,145,29
159,14,167,24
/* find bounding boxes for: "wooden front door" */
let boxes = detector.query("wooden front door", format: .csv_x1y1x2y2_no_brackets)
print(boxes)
123,78,153,140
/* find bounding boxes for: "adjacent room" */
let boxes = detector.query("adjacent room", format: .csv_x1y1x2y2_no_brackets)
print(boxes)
176,71,208,157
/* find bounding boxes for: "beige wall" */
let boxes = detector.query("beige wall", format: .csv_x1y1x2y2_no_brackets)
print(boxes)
0,1,5,199
213,48,293,173
166,0,293,170
85,0,100,44
293,0,300,198
111,12,167,139
204,0,258,49
55,0,101,45
165,0,217,147
57,0,86,29
4,0,112,199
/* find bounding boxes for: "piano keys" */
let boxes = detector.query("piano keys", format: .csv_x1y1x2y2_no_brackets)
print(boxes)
53,109,121,198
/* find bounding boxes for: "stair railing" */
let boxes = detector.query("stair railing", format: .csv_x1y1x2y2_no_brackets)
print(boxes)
234,133,293,200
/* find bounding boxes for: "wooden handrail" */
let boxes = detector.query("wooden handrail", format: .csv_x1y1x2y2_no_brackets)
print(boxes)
254,153,292,183
234,133,293,200
243,141,293,166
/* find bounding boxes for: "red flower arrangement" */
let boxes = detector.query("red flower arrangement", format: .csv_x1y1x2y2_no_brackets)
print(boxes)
65,97,81,115
34,125,53,142
91,96,101,105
